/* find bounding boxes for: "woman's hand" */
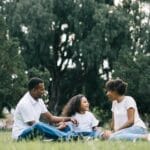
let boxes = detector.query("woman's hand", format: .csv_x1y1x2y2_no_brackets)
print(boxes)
102,130,112,139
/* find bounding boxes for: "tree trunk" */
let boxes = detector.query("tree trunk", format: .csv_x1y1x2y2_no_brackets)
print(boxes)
48,72,61,115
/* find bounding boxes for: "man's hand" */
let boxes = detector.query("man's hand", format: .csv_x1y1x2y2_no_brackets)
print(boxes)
56,122,67,130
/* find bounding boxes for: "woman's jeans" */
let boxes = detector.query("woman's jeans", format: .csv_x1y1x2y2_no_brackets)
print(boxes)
109,126,148,141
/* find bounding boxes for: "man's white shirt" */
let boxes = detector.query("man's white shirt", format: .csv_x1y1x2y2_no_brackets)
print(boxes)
12,92,48,139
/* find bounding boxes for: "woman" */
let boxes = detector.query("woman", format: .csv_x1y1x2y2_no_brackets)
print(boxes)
103,79,150,141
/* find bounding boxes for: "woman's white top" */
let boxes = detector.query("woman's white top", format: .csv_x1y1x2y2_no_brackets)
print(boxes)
111,96,147,130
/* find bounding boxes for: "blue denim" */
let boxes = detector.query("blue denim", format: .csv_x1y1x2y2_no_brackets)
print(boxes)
67,122,102,139
18,122,75,141
109,126,148,141
76,130,102,139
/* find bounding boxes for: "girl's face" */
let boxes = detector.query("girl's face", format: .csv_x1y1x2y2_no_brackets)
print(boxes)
79,97,89,113
106,90,119,101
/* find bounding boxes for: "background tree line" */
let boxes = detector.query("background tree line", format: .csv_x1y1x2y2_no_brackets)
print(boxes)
0,0,149,124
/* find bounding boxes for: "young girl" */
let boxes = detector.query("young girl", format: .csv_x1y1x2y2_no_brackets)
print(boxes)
62,94,101,139
103,79,150,141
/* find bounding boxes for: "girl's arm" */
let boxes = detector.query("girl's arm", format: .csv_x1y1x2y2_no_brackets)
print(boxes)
114,108,135,132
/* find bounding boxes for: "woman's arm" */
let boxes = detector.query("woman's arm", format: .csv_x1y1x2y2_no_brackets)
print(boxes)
110,112,114,131
102,113,114,139
114,107,135,132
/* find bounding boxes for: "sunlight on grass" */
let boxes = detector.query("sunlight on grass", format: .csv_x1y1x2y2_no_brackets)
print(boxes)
0,131,149,150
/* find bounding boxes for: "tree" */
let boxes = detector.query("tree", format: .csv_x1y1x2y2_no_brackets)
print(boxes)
6,0,106,113
0,14,27,116
5,0,149,121
113,0,150,117
113,51,150,114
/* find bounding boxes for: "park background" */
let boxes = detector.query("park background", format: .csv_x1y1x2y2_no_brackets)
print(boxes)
0,0,150,130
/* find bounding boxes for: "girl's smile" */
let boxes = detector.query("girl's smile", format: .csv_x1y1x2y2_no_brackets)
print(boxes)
79,97,89,113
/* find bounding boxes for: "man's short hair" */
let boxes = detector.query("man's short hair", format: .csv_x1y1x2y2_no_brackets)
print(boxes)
28,77,44,91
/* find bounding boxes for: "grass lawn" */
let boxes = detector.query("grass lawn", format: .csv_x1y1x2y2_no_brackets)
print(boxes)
0,131,150,150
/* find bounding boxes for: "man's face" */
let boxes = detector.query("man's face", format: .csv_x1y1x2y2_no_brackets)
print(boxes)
34,83,45,99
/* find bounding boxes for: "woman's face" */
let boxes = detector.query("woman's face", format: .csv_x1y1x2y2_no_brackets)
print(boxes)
80,97,89,112
106,90,118,101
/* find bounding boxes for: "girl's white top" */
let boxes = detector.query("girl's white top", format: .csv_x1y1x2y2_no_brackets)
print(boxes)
71,111,99,132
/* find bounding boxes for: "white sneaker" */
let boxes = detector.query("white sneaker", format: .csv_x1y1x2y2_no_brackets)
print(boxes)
86,136,93,141
133,139,136,143
43,139,54,142
147,134,150,141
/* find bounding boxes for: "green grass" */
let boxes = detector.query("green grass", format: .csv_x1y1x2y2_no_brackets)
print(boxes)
0,131,150,150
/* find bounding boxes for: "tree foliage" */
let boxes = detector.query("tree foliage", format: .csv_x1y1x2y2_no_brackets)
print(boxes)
6,0,106,113
1,0,149,121
0,14,27,116
113,1,150,115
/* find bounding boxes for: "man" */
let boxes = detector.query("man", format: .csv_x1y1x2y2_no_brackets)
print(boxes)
12,77,77,141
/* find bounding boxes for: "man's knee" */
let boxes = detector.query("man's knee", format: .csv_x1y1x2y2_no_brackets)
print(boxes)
33,122,46,128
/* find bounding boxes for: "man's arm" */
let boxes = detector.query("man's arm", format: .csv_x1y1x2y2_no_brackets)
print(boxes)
41,111,77,124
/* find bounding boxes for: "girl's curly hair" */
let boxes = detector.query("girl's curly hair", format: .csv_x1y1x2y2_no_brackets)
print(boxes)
62,94,85,117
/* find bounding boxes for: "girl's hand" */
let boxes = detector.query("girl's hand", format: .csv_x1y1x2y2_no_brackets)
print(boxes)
70,117,78,126
102,130,112,139
92,126,98,131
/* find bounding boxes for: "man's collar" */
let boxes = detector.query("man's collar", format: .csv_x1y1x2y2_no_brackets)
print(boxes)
28,92,39,104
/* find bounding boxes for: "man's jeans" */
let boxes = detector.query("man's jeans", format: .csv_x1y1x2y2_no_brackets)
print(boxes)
18,122,75,140
109,126,148,141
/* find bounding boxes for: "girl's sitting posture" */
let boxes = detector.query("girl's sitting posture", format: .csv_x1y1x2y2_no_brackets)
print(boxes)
62,94,102,139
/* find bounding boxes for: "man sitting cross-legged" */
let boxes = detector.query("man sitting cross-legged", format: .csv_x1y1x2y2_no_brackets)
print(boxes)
12,77,78,141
